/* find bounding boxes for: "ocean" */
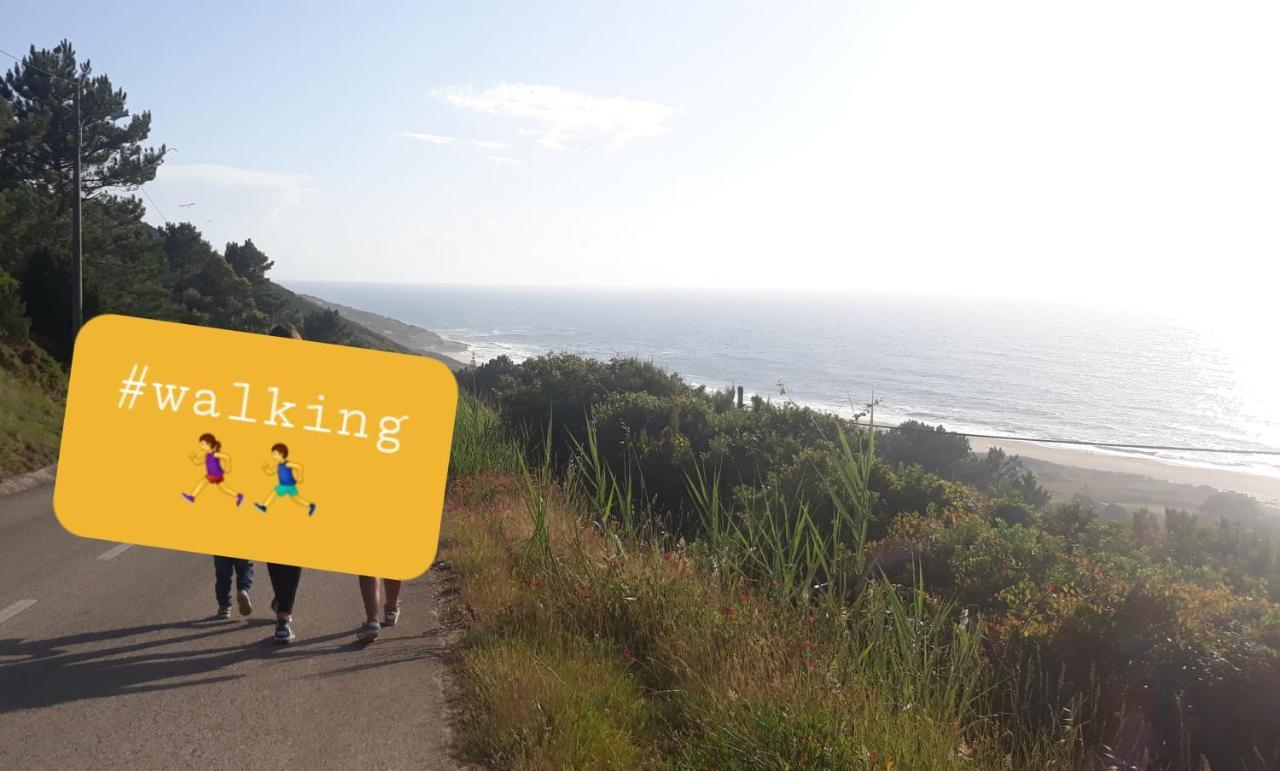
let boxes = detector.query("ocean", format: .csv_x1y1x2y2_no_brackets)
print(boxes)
284,281,1280,477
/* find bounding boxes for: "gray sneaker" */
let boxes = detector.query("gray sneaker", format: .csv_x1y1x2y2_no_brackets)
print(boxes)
383,605,400,627
215,605,232,620
274,619,295,644
356,621,380,643
236,589,253,616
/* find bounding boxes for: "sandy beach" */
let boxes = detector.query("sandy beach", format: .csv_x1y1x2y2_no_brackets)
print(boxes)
969,436,1280,512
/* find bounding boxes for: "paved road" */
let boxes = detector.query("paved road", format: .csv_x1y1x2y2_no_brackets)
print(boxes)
0,483,464,769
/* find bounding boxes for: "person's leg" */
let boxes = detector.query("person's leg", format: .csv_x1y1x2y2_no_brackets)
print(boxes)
213,556,232,609
267,562,283,616
267,563,302,617
233,558,254,615
188,478,208,497
359,576,381,623
383,579,402,611
265,563,300,643
235,559,255,592
356,576,383,642
381,578,404,626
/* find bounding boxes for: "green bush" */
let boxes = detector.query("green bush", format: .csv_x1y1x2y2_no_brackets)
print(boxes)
465,352,1280,768
0,268,30,344
877,419,971,473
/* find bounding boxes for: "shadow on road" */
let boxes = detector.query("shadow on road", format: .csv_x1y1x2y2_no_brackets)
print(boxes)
0,618,351,713
310,625,457,679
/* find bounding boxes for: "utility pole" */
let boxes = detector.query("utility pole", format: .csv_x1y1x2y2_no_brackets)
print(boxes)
71,75,83,340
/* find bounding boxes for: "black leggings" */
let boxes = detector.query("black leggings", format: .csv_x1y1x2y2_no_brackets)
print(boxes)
266,563,302,615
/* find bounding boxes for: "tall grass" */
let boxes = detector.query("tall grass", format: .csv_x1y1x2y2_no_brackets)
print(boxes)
518,422,555,564
451,396,1075,768
685,423,875,604
828,422,876,590
450,392,520,480
565,415,645,540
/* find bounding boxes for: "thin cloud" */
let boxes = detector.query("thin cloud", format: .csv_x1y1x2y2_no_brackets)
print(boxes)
398,131,458,145
154,163,312,218
399,131,512,152
159,163,311,190
486,156,523,167
157,164,312,203
433,83,678,149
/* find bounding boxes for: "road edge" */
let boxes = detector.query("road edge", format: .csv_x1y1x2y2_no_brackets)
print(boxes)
0,464,56,497
426,557,477,769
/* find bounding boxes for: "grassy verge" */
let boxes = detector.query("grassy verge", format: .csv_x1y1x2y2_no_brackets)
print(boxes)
0,340,65,479
441,396,1073,769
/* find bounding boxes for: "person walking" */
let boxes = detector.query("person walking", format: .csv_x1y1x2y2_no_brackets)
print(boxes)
355,576,403,643
264,322,306,643
212,556,254,620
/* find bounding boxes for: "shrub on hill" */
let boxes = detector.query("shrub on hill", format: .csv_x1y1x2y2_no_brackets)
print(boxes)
465,352,1280,767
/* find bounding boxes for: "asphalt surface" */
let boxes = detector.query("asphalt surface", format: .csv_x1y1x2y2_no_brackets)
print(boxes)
0,483,464,770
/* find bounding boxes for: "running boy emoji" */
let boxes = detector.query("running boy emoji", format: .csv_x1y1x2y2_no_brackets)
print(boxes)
182,433,245,507
254,443,317,517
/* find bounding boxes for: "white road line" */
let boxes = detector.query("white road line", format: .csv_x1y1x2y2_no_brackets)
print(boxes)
97,543,134,560
0,599,37,625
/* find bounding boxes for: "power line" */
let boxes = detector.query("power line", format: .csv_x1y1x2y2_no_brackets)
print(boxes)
6,46,174,243
872,421,1280,457
140,185,169,225
0,46,77,85
3,48,173,229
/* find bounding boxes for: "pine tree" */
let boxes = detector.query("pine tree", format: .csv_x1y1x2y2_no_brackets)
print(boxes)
1,41,166,206
225,239,274,285
303,307,347,343
163,223,264,332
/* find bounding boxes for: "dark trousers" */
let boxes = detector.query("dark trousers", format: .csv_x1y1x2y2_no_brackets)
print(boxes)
213,556,254,608
266,563,302,615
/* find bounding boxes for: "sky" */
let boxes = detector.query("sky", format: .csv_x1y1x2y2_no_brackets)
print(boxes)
7,1,1279,315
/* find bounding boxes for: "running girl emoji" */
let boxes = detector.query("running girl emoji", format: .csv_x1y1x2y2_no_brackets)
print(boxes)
182,433,245,507
254,443,317,517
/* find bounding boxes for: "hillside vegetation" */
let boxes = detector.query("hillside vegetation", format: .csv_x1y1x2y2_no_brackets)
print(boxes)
444,354,1280,770
0,338,65,478
300,293,469,366
0,41,410,478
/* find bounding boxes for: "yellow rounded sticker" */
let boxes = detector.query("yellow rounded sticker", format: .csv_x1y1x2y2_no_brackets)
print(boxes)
54,314,457,579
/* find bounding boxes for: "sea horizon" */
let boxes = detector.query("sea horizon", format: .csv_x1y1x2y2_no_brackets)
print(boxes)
284,280,1280,480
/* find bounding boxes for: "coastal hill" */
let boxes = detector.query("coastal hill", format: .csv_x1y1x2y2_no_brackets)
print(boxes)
0,282,459,481
267,283,415,354
0,274,474,481
298,293,469,369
